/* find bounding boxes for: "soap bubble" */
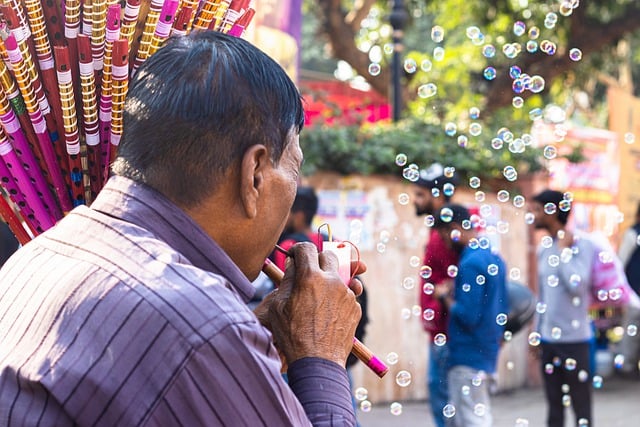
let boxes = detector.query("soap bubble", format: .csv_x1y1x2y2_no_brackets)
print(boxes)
569,48,582,61
434,333,447,346
368,63,381,76
418,83,438,98
390,401,403,415
395,153,408,166
354,387,368,401
513,21,526,36
528,332,541,346
386,352,399,365
360,400,372,412
404,58,417,73
469,176,481,188
443,404,456,418
445,122,457,136
483,66,497,80
482,44,496,58
395,370,412,387
431,26,445,43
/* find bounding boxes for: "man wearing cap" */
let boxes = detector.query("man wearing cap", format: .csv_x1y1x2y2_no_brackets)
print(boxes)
531,189,595,427
413,163,458,427
433,204,508,427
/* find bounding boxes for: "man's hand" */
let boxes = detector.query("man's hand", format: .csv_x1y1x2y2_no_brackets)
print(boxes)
265,242,364,367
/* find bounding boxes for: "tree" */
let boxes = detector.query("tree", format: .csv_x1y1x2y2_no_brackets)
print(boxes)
305,0,640,122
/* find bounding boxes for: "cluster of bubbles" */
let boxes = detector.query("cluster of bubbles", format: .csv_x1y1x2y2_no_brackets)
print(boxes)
359,0,640,418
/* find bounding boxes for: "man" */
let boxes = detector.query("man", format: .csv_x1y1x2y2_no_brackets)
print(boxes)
413,162,458,427
531,189,595,427
0,32,363,426
433,204,508,427
617,201,640,376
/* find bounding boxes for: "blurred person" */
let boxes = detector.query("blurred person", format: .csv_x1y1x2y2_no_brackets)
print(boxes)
272,186,323,271
433,204,508,427
413,163,458,427
617,201,640,376
531,189,595,427
0,32,364,426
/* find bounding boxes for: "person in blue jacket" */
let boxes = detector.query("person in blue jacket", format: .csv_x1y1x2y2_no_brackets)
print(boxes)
433,204,509,427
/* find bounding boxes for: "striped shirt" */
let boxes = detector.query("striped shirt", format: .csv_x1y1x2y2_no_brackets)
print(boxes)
0,176,355,426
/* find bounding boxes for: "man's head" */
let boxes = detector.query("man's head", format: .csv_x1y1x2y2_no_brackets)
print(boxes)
433,203,473,254
113,31,305,208
112,32,305,279
413,163,457,216
285,186,318,234
531,189,571,231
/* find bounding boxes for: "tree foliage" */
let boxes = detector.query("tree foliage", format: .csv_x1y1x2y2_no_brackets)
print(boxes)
304,0,640,126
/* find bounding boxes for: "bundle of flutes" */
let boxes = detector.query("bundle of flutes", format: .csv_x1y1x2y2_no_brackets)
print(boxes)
0,0,255,244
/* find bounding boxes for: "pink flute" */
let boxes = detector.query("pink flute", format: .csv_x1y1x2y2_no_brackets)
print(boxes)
54,45,86,207
77,34,102,196
0,111,59,225
0,192,32,246
0,83,61,221
5,33,73,212
108,38,128,169
1,6,69,187
0,55,49,183
229,7,254,37
171,6,193,37
0,130,48,233
98,4,120,176
148,0,179,57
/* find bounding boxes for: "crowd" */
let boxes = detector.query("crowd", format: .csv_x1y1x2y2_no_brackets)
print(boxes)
413,167,640,427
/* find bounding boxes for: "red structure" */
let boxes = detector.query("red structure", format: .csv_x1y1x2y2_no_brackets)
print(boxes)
299,80,391,126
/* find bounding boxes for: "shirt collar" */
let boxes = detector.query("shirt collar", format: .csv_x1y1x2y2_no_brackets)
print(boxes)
91,175,255,302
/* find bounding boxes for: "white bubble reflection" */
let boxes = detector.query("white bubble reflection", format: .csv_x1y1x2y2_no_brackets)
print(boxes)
434,333,447,346
442,404,456,418
395,370,412,387
368,63,381,76
354,387,368,401
402,277,416,290
398,193,410,205
386,352,399,365
390,401,403,416
431,26,445,43
395,153,408,166
360,400,372,412
418,83,438,98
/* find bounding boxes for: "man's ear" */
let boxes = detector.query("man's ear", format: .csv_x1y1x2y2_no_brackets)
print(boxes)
239,144,269,219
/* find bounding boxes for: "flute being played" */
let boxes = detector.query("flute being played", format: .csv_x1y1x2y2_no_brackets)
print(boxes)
262,255,389,378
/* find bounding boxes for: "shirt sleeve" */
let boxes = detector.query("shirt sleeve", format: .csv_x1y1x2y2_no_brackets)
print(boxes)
146,319,354,426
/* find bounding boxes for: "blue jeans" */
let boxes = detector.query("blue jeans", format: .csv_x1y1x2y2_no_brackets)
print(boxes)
428,342,449,427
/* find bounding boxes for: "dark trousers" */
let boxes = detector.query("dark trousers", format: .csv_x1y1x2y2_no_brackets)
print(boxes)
541,341,592,427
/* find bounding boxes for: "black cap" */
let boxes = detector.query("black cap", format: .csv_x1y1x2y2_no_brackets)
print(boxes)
532,189,565,207
433,203,471,229
532,189,571,225
415,162,458,190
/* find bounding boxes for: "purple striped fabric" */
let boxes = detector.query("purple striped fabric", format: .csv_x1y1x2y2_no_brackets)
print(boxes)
0,176,355,426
